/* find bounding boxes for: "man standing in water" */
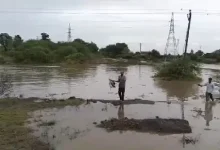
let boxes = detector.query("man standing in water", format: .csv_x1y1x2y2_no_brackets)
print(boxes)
198,78,215,101
115,72,126,101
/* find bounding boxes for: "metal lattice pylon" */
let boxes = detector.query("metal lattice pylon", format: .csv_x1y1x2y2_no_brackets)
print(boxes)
164,12,177,61
67,23,72,42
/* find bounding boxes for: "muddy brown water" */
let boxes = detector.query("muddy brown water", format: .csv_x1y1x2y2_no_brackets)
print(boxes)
1,64,214,99
2,64,220,150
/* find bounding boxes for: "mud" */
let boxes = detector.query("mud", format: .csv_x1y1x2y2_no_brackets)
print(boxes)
97,117,192,134
87,99,155,106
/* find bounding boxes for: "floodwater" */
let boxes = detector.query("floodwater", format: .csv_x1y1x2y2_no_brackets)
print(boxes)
2,64,220,150
1,64,215,100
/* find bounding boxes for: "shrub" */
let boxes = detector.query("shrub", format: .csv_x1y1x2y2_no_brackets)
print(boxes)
65,53,86,63
155,58,201,80
14,47,51,63
54,46,77,61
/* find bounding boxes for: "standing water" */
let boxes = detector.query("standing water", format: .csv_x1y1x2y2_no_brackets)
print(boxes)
2,64,220,150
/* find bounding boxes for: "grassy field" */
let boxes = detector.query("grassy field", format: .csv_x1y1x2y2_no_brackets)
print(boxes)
0,98,84,150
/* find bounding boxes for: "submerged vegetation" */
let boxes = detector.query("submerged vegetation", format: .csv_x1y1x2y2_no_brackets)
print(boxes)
155,58,201,80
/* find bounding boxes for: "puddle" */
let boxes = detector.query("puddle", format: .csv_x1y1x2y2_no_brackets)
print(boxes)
29,100,220,150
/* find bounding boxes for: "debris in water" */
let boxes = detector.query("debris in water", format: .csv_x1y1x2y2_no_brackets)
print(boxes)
38,120,56,127
181,136,199,145
97,118,192,134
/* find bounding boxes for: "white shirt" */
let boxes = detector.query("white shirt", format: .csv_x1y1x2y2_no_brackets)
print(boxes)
204,82,214,93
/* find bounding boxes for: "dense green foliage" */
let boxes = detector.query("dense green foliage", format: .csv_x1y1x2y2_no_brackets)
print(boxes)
155,58,201,80
1,32,220,65
0,33,100,64
100,43,130,57
0,32,163,64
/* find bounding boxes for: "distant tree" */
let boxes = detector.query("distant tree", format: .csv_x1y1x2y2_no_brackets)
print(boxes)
74,39,86,44
100,43,130,57
204,53,214,58
41,33,50,40
0,33,12,51
190,49,194,55
87,42,98,53
13,35,23,48
195,50,204,56
151,49,160,58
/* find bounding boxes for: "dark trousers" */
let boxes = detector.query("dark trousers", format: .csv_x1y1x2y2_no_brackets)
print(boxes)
118,88,125,101
206,92,214,101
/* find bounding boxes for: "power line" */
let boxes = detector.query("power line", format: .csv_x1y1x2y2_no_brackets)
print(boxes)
0,10,220,15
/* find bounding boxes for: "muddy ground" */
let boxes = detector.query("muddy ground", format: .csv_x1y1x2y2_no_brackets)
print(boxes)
97,117,192,133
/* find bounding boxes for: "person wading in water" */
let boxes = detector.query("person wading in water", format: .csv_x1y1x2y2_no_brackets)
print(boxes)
115,72,126,101
198,78,215,101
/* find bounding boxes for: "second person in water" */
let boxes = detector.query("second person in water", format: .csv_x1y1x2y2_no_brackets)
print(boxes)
198,77,220,101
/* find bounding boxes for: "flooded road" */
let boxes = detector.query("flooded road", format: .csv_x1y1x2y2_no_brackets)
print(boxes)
2,64,220,150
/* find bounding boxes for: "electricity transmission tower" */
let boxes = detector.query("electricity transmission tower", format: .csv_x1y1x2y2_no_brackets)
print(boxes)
164,12,177,61
175,39,180,56
67,23,72,42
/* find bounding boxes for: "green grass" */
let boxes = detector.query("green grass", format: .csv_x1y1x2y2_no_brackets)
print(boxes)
0,98,84,150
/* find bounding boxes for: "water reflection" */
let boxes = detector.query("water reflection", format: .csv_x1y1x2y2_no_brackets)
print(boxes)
204,102,214,127
154,80,199,99
105,64,128,74
118,104,124,120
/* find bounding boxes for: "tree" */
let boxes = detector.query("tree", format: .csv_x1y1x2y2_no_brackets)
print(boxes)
87,42,98,53
195,50,204,56
74,39,86,44
13,35,23,48
0,33,12,51
100,43,130,57
41,33,49,40
190,49,194,55
151,49,160,58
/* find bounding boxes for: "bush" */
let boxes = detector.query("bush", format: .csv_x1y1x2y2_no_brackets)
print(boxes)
155,58,201,80
0,56,6,64
14,47,51,63
65,53,86,63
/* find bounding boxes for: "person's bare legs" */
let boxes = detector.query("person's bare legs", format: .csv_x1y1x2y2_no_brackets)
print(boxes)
118,88,122,100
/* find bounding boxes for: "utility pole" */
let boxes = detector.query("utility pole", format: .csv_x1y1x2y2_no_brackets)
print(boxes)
67,23,72,42
140,43,142,53
184,10,192,58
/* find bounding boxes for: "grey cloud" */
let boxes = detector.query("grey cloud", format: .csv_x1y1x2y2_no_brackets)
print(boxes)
0,0,220,53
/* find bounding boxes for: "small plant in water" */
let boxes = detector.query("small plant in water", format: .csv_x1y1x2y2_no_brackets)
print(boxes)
155,58,201,80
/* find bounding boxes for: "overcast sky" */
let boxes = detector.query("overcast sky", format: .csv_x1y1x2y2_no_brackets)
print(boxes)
1,0,220,54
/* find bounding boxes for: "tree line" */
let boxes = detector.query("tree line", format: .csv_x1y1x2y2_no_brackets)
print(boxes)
0,32,219,64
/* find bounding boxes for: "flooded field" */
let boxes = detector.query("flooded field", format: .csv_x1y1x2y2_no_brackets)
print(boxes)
2,63,220,150
1,64,215,100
